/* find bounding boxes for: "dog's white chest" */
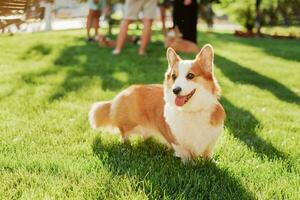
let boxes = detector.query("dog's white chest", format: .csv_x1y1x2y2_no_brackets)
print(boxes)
164,104,222,156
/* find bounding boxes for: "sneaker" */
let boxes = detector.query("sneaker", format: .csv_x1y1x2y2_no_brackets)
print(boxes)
86,38,95,43
138,50,146,56
112,49,121,55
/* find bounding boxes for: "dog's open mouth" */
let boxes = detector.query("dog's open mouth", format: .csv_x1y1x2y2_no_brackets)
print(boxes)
175,89,196,107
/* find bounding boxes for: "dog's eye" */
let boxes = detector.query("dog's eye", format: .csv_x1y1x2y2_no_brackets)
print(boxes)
186,73,195,80
172,73,177,80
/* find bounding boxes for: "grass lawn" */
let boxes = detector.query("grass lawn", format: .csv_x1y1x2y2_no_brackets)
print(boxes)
0,29,299,200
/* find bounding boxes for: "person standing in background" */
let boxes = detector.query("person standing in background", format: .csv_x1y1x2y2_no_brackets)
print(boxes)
86,0,106,42
173,0,198,44
158,0,173,34
113,0,157,56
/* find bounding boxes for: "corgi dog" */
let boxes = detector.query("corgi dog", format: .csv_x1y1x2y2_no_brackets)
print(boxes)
165,27,200,53
164,45,225,161
89,44,225,162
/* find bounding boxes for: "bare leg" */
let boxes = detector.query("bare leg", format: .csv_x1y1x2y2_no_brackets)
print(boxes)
113,19,131,54
139,19,153,55
93,16,100,37
160,6,167,34
86,12,92,38
94,25,99,38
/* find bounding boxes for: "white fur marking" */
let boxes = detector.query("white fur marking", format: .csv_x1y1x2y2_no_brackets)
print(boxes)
164,60,223,159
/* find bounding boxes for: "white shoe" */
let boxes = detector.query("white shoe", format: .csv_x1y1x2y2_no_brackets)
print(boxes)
112,49,121,55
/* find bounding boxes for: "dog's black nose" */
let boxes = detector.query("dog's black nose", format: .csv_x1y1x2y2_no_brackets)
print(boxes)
173,87,182,95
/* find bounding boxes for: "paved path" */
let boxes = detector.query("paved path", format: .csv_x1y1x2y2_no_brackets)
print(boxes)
5,17,240,33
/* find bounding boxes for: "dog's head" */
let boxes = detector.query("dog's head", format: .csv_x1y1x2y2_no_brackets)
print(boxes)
164,44,220,112
165,27,182,47
166,27,182,38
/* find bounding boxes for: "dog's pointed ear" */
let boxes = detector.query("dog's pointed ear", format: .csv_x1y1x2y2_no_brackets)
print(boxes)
195,44,214,73
167,47,180,68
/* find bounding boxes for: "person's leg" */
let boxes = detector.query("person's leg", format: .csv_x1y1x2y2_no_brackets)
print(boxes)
94,11,101,37
173,0,184,32
93,19,98,37
159,6,167,34
139,19,153,55
93,18,98,37
182,0,198,43
86,10,93,39
139,0,156,55
113,0,140,54
113,19,131,54
90,11,100,38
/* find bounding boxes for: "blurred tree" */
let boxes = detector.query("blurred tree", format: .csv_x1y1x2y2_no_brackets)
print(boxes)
219,0,300,33
277,0,300,26
199,0,220,31
261,0,278,26
255,0,262,34
219,0,256,32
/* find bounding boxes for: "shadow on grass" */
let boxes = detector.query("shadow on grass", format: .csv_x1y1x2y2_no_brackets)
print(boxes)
205,32,300,62
215,55,300,105
0,90,15,100
20,37,168,101
21,44,52,60
20,37,287,160
92,136,255,200
49,38,167,101
222,98,286,160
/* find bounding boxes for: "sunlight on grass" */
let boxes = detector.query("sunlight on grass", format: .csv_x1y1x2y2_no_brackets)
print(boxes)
0,29,299,199
112,71,129,83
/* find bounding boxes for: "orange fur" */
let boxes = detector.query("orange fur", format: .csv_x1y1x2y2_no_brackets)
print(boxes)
166,45,221,98
89,84,177,144
90,101,112,127
165,28,200,53
166,38,200,53
210,103,226,126
190,63,221,98
98,35,138,48
98,36,116,48
190,46,221,98
90,44,225,162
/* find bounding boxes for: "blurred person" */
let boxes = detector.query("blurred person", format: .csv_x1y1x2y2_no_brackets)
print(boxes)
158,0,173,34
173,0,198,44
113,0,157,56
86,0,106,42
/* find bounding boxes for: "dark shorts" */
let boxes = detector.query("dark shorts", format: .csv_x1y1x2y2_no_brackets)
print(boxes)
158,0,173,7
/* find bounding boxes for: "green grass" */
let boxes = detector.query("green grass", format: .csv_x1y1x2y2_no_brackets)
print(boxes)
0,29,299,200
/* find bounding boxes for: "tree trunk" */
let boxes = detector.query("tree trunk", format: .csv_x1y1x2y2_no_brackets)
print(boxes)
255,0,262,35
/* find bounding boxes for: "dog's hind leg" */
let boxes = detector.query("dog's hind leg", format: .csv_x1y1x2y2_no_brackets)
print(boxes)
118,124,136,143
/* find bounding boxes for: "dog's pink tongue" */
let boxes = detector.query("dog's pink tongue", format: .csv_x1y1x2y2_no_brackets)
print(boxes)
175,96,187,107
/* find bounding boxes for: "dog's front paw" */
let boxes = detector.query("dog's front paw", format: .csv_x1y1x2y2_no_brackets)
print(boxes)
120,136,129,144
172,144,192,163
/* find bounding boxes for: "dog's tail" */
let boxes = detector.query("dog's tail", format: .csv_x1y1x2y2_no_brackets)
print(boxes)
89,101,112,129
